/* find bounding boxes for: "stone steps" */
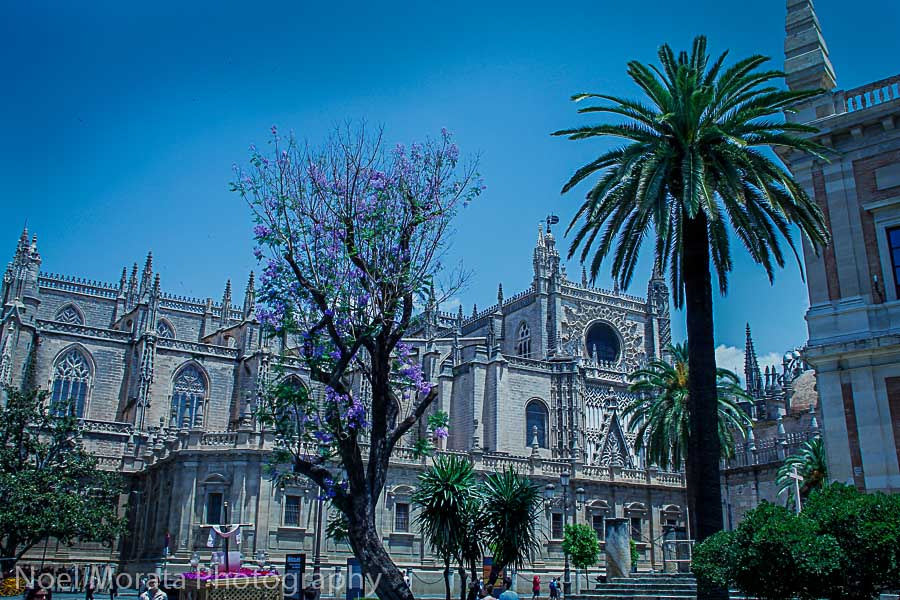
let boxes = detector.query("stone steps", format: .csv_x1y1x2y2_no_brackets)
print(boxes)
573,573,698,600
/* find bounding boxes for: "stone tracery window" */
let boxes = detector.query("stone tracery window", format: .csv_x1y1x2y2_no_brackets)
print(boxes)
51,348,92,417
171,364,207,429
525,399,548,448
156,320,175,338
516,322,531,357
55,304,84,325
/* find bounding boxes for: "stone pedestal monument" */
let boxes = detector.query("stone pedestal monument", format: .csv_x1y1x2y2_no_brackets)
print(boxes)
604,518,631,578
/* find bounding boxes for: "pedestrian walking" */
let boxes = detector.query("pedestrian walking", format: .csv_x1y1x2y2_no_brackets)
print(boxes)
531,575,540,600
138,577,166,600
548,578,559,600
479,585,496,600
84,579,96,600
109,577,118,600
498,576,519,600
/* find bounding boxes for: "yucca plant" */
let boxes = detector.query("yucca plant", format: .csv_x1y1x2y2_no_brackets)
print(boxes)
624,342,753,470
777,435,827,508
412,455,480,600
554,38,829,596
481,467,543,586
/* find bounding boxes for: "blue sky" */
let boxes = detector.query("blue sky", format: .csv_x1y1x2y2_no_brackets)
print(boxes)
2,0,898,375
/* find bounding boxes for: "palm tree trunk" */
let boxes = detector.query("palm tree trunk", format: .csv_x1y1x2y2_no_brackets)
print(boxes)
682,214,727,600
457,566,468,600
444,560,452,600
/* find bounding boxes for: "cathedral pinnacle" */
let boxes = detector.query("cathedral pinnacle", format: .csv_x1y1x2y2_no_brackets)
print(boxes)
243,271,256,319
497,283,503,306
221,279,232,327
745,323,763,397
139,251,153,296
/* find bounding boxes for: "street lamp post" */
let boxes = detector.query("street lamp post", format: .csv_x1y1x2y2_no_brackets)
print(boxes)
560,471,571,596
544,472,587,597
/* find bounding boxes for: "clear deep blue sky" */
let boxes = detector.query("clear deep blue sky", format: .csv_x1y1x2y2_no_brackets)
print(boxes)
2,0,898,373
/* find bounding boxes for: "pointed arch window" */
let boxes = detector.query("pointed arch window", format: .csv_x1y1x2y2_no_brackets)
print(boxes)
55,305,84,325
516,322,531,358
171,365,207,429
51,348,92,417
525,399,548,448
156,320,175,339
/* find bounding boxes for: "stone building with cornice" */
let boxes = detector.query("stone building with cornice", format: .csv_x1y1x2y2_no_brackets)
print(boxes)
777,0,900,492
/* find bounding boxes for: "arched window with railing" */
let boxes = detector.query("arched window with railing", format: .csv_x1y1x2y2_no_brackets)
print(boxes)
525,398,549,448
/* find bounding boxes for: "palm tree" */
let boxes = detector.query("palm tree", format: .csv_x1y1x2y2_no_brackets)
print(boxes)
412,455,480,600
777,435,827,507
481,468,543,587
553,36,829,586
624,342,753,471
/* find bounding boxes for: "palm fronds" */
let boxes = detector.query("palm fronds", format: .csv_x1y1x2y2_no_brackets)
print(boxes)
624,342,753,470
776,435,827,507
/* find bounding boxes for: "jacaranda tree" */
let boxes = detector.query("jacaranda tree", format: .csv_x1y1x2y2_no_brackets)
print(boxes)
554,36,829,599
232,124,483,600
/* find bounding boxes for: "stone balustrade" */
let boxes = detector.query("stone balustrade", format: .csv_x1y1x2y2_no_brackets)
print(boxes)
104,424,685,488
840,74,900,113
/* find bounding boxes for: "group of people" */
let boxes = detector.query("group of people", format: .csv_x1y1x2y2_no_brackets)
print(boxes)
470,574,563,600
531,575,561,600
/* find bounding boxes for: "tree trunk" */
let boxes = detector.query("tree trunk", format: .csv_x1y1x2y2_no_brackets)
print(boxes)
457,567,468,600
682,214,728,600
444,561,452,600
345,516,411,600
1,537,19,576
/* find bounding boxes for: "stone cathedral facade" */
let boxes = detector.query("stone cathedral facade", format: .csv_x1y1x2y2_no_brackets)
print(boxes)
0,222,687,587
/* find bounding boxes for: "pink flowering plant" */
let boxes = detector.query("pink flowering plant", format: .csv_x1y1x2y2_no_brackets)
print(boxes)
231,124,482,600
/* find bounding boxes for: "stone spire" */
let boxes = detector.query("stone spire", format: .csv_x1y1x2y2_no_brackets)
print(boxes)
2,227,41,308
118,267,128,296
243,271,256,319
126,263,138,309
497,283,504,306
581,266,588,287
784,0,836,92
139,251,153,297
220,280,232,327
745,323,763,398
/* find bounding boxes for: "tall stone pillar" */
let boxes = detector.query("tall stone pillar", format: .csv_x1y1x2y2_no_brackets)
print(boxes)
604,518,631,579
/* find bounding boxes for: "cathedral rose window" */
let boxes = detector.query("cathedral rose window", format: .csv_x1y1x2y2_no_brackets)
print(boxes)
585,322,620,363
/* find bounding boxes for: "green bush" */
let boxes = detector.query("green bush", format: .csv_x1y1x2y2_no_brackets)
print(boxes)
629,538,639,567
694,484,900,600
561,523,599,569
803,483,900,599
692,502,841,600
690,531,733,589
